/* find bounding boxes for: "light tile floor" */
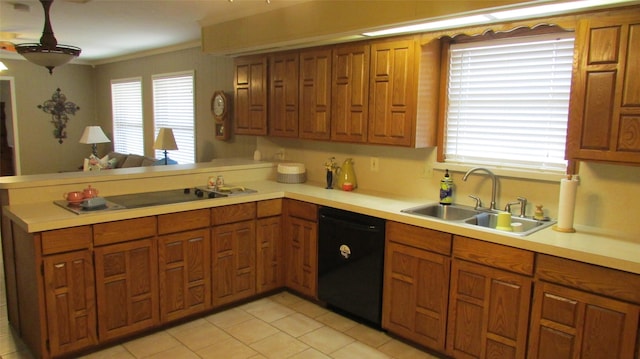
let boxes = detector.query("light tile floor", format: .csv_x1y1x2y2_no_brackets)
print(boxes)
0,248,441,359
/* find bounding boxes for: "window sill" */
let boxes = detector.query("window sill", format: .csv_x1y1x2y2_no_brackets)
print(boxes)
432,162,566,183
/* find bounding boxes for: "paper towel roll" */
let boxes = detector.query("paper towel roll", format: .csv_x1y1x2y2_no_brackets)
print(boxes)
555,177,578,232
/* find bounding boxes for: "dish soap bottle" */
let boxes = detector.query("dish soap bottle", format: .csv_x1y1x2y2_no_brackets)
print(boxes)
439,169,453,204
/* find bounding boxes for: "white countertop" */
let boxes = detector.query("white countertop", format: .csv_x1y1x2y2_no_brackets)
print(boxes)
5,179,639,275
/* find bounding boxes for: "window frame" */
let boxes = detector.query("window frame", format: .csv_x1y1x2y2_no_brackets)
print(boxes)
436,27,575,180
111,77,144,156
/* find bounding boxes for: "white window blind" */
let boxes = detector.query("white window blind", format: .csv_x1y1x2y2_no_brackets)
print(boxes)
111,78,143,155
445,33,574,172
152,71,195,164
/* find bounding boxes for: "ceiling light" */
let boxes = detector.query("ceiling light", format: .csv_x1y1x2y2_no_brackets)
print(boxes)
490,0,636,19
363,15,491,37
15,0,81,74
362,0,639,37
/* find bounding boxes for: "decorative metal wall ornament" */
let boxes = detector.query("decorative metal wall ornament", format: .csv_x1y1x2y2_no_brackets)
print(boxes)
38,88,80,143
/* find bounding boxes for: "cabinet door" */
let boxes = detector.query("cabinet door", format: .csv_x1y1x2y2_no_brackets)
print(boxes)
368,38,417,146
234,55,268,135
158,228,211,323
331,43,370,142
256,216,284,293
447,259,532,359
211,220,256,307
43,251,97,357
269,52,299,137
299,48,332,140
94,238,159,341
382,241,450,351
567,12,640,164
284,216,318,298
528,281,639,359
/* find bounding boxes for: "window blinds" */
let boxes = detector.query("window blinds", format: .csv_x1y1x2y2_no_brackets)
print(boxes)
111,78,144,156
152,72,195,164
445,33,575,172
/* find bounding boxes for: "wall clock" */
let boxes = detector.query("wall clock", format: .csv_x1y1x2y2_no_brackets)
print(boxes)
211,91,230,140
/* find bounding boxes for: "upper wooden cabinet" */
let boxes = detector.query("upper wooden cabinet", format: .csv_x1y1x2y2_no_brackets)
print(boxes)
269,52,299,137
331,43,370,143
299,48,332,140
368,37,419,146
566,10,640,164
234,55,268,135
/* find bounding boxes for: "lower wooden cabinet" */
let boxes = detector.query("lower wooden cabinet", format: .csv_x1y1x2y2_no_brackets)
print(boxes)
447,236,534,359
382,221,452,352
158,228,211,322
283,199,318,298
256,216,283,293
528,281,639,359
94,238,159,341
43,250,97,357
211,215,257,307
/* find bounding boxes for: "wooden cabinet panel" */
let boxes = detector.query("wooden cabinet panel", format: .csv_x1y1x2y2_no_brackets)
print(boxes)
447,259,531,359
211,220,256,307
284,211,317,298
41,226,91,255
383,241,450,351
528,281,639,359
567,11,640,164
234,55,268,135
158,209,210,235
368,38,417,146
257,199,282,218
211,202,256,225
158,228,211,322
331,43,370,143
94,238,159,341
43,250,97,357
453,235,534,276
299,48,332,140
269,52,299,137
386,221,451,255
93,216,156,246
256,216,283,293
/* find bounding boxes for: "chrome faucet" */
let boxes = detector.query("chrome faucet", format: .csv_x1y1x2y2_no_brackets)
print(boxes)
462,167,498,210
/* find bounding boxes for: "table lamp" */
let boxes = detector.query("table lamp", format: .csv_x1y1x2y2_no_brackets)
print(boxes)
153,128,178,165
79,126,110,157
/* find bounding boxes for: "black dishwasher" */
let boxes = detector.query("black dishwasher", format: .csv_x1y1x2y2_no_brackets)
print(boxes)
318,207,386,327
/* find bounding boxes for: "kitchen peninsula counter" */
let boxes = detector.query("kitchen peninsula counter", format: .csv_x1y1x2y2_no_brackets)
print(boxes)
3,174,639,275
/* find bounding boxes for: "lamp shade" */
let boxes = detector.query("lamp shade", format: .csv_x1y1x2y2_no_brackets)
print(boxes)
79,126,110,144
154,128,178,150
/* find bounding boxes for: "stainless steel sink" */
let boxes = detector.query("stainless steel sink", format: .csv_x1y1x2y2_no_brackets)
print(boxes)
402,203,555,236
402,204,481,221
464,212,556,236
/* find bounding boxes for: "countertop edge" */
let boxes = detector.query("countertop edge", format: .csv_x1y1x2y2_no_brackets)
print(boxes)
5,180,639,275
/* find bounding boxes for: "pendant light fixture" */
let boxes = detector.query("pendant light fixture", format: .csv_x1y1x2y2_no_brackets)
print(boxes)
15,0,81,74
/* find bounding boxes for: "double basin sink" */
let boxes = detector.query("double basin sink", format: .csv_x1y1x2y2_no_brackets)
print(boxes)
402,203,555,236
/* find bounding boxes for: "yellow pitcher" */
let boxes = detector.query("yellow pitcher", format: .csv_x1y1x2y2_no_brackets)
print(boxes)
336,158,357,190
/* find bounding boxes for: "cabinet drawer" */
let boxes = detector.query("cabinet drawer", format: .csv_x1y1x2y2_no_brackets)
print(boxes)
158,209,210,234
93,216,157,246
211,202,256,225
536,254,640,304
257,199,282,218
41,226,92,255
286,200,317,221
453,235,534,276
386,221,451,255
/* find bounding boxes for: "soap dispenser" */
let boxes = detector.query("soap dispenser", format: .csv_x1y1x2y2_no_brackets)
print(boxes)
439,169,453,204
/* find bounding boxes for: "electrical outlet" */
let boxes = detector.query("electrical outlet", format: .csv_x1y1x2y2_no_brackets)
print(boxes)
275,148,285,160
370,157,379,172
